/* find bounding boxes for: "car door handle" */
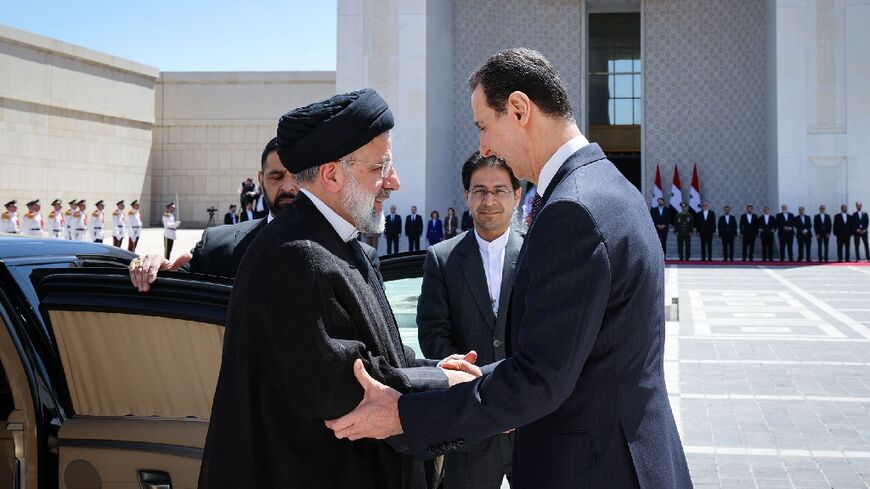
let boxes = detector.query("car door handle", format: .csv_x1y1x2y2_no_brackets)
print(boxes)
138,470,172,489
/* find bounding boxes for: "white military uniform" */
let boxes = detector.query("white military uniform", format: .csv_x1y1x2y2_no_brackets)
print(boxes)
112,208,126,241
90,209,104,242
162,212,180,239
21,211,43,236
1,211,19,234
72,210,87,241
64,208,74,239
48,209,64,239
127,209,142,241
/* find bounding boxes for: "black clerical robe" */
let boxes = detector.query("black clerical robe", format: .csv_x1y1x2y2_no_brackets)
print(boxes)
199,193,447,489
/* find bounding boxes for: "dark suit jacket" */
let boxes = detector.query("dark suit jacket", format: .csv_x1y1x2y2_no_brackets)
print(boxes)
776,212,794,235
853,211,869,234
650,206,669,233
398,144,690,489
385,213,403,238
740,213,758,237
695,210,716,234
814,213,832,237
426,219,443,243
718,214,737,236
406,214,423,238
834,213,853,237
758,214,777,237
199,193,446,489
223,212,237,225
461,211,473,231
794,214,812,237
238,209,255,222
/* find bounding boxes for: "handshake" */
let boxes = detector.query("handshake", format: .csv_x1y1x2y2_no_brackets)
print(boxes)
438,350,483,386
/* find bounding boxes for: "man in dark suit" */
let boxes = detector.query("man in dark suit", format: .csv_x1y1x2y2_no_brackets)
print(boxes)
695,201,716,261
384,204,403,254
794,207,812,262
418,153,523,489
223,204,238,225
406,206,423,251
814,205,832,262
776,204,795,261
460,210,473,232
758,206,777,262
650,197,670,256
200,90,474,489
718,205,737,261
834,204,852,262
853,201,869,261
328,48,691,489
740,204,758,261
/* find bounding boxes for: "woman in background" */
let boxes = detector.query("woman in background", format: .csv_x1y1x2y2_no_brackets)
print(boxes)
444,207,459,240
427,210,444,246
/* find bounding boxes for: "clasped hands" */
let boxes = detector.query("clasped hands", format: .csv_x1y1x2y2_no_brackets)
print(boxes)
324,351,481,441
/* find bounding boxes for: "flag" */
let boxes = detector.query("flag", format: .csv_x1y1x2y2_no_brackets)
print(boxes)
650,165,664,208
669,165,682,216
689,164,701,213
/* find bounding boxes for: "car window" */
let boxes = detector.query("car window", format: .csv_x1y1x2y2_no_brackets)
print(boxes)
8,261,75,338
383,276,423,358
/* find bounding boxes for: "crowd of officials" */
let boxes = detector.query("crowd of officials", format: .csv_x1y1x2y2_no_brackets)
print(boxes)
651,198,869,262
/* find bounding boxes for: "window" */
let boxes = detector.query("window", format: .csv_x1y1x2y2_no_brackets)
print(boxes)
588,13,642,126
383,276,423,358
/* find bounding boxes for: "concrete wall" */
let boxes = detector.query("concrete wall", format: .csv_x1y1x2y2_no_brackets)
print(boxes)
151,71,335,226
0,24,157,221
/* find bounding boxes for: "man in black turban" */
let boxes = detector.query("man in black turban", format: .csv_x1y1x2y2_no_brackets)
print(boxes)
199,89,478,489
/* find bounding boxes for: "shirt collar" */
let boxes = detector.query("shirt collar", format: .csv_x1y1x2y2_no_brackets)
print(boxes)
474,227,511,253
536,135,590,197
267,212,275,223
300,188,359,242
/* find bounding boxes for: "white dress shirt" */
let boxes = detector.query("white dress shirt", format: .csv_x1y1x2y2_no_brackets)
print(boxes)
475,228,511,314
300,188,359,242
536,135,590,197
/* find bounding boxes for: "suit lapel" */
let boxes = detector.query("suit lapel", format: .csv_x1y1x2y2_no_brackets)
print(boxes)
458,233,497,329
495,230,521,335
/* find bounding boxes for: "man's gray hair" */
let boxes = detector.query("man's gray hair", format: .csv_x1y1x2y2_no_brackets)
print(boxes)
293,156,353,188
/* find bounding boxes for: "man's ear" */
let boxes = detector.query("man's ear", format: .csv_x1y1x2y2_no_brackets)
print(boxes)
257,170,264,188
507,91,532,125
320,163,343,193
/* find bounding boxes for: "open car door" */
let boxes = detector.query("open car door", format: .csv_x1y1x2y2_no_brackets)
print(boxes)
33,268,230,489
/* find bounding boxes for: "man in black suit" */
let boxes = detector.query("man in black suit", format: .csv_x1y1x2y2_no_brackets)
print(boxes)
461,209,473,231
200,90,474,489
853,201,869,261
418,152,523,489
223,204,238,225
814,205,832,262
718,205,737,261
794,207,812,262
834,204,852,262
740,204,758,261
650,197,669,256
776,204,795,261
695,201,716,261
759,206,777,262
406,206,423,251
328,48,691,489
384,204,403,254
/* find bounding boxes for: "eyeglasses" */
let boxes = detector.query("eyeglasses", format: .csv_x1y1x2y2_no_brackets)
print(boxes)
340,158,393,178
469,188,513,200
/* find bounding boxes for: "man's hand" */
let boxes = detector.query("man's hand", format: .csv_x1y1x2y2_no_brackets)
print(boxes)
129,253,192,292
325,359,403,441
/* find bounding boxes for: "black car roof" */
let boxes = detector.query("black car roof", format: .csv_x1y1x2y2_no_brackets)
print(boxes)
0,235,134,262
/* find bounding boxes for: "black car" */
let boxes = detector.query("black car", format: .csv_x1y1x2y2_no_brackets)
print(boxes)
0,236,426,489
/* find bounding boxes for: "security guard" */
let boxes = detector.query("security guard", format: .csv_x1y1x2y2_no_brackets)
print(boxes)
162,202,181,259
674,202,695,260
72,200,88,241
64,199,77,239
22,199,44,236
90,200,105,243
48,199,65,239
127,200,143,252
112,200,126,247
1,201,19,234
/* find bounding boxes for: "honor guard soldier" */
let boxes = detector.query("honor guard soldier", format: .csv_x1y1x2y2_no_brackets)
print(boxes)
162,202,181,259
674,202,694,260
64,200,77,239
72,200,88,241
90,200,105,243
48,199,64,239
112,200,126,247
1,201,19,234
22,199,44,236
127,200,143,252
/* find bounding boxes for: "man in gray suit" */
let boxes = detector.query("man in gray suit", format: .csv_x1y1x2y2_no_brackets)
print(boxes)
418,152,522,488
327,48,691,489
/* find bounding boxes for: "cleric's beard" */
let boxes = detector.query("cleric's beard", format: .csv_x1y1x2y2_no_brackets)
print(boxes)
341,170,386,234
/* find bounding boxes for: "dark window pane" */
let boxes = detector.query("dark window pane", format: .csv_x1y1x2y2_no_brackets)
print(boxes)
589,48,609,74
588,75,611,124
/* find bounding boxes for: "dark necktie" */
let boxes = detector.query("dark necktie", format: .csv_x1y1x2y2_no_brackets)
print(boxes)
526,194,542,227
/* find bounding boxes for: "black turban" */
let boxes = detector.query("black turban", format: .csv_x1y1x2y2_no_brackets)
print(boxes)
276,88,394,173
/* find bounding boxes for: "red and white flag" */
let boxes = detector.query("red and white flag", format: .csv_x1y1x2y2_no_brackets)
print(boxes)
689,164,702,213
650,165,664,208
669,165,682,215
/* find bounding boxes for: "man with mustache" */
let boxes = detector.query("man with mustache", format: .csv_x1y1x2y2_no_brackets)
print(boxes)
199,89,475,488
129,136,316,289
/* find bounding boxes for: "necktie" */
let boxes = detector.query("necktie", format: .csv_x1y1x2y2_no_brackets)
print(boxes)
526,194,542,227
